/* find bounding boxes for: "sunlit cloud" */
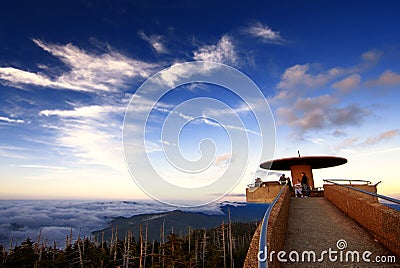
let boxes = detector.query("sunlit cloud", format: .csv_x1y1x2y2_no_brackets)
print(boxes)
365,70,400,87
276,95,370,136
276,63,342,91
332,74,361,93
333,130,398,151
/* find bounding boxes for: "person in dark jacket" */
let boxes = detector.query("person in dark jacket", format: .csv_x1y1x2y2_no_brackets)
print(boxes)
279,174,287,185
300,172,309,197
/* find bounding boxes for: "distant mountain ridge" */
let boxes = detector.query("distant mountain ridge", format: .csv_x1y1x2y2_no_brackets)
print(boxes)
92,203,269,241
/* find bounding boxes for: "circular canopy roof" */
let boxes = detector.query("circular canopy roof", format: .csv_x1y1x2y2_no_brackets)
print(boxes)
260,156,347,170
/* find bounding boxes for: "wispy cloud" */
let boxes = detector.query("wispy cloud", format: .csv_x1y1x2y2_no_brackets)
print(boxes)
243,22,283,44
0,39,159,92
363,129,399,145
214,153,232,167
40,105,125,118
0,146,29,159
333,137,360,151
9,164,67,170
138,31,168,54
365,70,400,87
0,67,82,91
193,35,237,65
0,116,25,124
333,129,398,151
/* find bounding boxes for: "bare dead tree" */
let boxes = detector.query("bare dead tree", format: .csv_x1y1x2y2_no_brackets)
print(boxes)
123,234,127,268
228,209,233,268
126,231,131,268
151,240,155,267
52,241,57,264
113,225,118,262
188,226,192,268
101,231,104,249
202,229,207,268
8,235,14,255
222,222,226,268
139,224,143,268
194,238,198,268
161,220,165,268
77,238,83,268
144,223,148,268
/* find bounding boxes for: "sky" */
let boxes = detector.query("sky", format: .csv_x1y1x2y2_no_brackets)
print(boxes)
0,0,400,202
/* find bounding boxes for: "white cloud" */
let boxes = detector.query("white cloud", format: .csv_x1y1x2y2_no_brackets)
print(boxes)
0,39,159,92
138,31,168,54
243,22,283,44
153,61,219,88
332,74,361,93
0,67,82,91
365,70,400,87
40,105,125,118
193,35,237,65
0,115,25,124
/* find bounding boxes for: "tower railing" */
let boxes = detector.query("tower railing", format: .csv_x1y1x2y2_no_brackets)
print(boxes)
323,179,400,205
258,185,287,268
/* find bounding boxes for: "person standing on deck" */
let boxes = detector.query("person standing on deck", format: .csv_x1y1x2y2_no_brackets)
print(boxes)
300,172,309,197
279,174,287,185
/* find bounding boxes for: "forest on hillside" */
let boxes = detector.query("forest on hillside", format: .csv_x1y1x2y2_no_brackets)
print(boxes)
0,221,258,267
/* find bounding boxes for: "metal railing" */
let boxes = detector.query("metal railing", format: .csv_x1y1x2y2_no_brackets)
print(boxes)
258,185,287,268
323,178,372,185
323,179,400,205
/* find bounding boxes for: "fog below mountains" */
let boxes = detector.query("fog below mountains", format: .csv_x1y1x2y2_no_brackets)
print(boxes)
0,200,250,247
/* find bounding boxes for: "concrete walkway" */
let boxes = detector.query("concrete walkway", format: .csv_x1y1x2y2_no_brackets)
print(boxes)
282,197,399,267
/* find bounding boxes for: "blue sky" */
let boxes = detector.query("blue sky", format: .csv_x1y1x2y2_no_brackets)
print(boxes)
0,0,399,201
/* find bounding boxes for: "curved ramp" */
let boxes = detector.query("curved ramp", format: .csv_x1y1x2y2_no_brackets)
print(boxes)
282,197,399,267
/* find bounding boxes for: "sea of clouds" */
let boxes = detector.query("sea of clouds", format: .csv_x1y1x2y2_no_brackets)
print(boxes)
0,200,241,248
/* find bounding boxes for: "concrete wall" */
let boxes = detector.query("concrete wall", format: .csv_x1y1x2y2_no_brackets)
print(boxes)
246,183,282,203
244,186,291,268
324,184,400,258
